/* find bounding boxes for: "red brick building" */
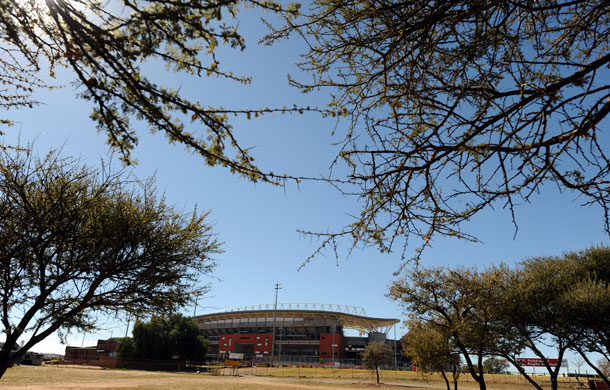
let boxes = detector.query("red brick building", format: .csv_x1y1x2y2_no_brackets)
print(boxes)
64,338,119,367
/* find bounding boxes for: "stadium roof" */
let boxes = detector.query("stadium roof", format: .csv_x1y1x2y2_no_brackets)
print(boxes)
193,303,399,333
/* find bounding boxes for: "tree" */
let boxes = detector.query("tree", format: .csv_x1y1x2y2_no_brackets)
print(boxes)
389,266,518,390
361,342,393,384
474,248,610,390
389,247,610,390
477,248,610,390
572,356,585,375
483,358,508,374
544,247,610,385
391,247,610,390
130,314,208,361
0,147,221,378
0,0,304,183
402,320,460,390
265,0,610,263
117,337,137,359
499,254,584,390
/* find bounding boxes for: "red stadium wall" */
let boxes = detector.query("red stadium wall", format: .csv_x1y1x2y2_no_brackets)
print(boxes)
218,333,273,358
319,333,342,360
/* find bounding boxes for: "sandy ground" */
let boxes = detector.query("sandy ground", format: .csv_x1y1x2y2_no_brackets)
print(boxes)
0,365,582,390
0,366,452,390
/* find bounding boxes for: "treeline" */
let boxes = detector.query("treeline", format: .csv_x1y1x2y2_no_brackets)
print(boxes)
391,246,610,390
117,314,207,361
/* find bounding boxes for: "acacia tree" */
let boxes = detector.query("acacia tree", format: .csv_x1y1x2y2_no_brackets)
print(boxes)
389,266,517,390
361,342,393,384
265,0,610,262
391,247,610,390
0,0,306,182
497,254,583,390
571,278,610,384
483,358,508,374
544,247,610,385
479,248,610,390
402,320,460,390
0,148,221,378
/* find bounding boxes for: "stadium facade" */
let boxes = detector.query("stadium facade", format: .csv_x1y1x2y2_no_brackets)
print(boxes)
193,303,403,365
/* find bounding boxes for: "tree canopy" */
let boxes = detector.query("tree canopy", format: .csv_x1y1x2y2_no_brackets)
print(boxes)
517,248,610,386
265,0,610,262
361,342,393,384
390,266,511,390
402,320,460,390
0,0,303,182
390,246,610,390
118,314,207,361
0,147,220,378
483,358,509,375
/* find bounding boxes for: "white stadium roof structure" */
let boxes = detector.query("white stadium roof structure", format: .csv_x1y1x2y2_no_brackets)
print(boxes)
193,303,400,333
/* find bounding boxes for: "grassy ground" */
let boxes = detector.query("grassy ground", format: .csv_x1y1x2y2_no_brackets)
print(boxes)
253,366,585,390
0,365,587,390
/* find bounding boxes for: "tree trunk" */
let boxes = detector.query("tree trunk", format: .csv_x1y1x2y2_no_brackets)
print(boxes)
376,365,380,384
0,359,11,380
577,347,610,386
441,369,450,390
550,373,559,390
0,345,18,380
502,355,544,390
476,353,486,390
453,364,459,390
455,341,485,390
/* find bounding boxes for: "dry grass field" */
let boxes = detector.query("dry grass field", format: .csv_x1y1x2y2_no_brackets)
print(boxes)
0,365,586,390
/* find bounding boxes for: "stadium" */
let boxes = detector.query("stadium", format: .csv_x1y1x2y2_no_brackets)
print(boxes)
193,303,404,366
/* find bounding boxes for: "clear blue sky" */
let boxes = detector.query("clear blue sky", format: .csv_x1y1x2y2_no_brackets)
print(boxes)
2,5,608,366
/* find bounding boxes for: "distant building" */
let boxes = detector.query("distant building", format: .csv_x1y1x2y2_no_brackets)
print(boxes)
64,338,119,367
19,351,44,366
64,338,187,371
193,303,406,366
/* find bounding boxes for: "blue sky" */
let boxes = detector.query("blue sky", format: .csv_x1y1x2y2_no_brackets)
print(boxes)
2,5,608,370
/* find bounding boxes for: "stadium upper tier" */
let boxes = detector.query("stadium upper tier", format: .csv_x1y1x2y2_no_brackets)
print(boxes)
193,303,399,333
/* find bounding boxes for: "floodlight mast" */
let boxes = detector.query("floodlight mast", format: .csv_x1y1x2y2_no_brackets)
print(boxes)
271,282,281,365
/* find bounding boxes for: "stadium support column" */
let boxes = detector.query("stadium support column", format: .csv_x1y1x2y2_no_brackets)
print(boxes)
271,282,281,365
332,326,335,363
393,324,397,370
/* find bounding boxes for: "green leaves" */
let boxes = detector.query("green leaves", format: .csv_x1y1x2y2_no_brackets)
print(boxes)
0,0,304,184
361,342,393,384
130,314,207,361
391,247,610,389
0,147,220,374
402,320,458,374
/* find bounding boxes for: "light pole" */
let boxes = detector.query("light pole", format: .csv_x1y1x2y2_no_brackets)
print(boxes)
271,282,281,366
124,314,131,338
193,291,200,317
